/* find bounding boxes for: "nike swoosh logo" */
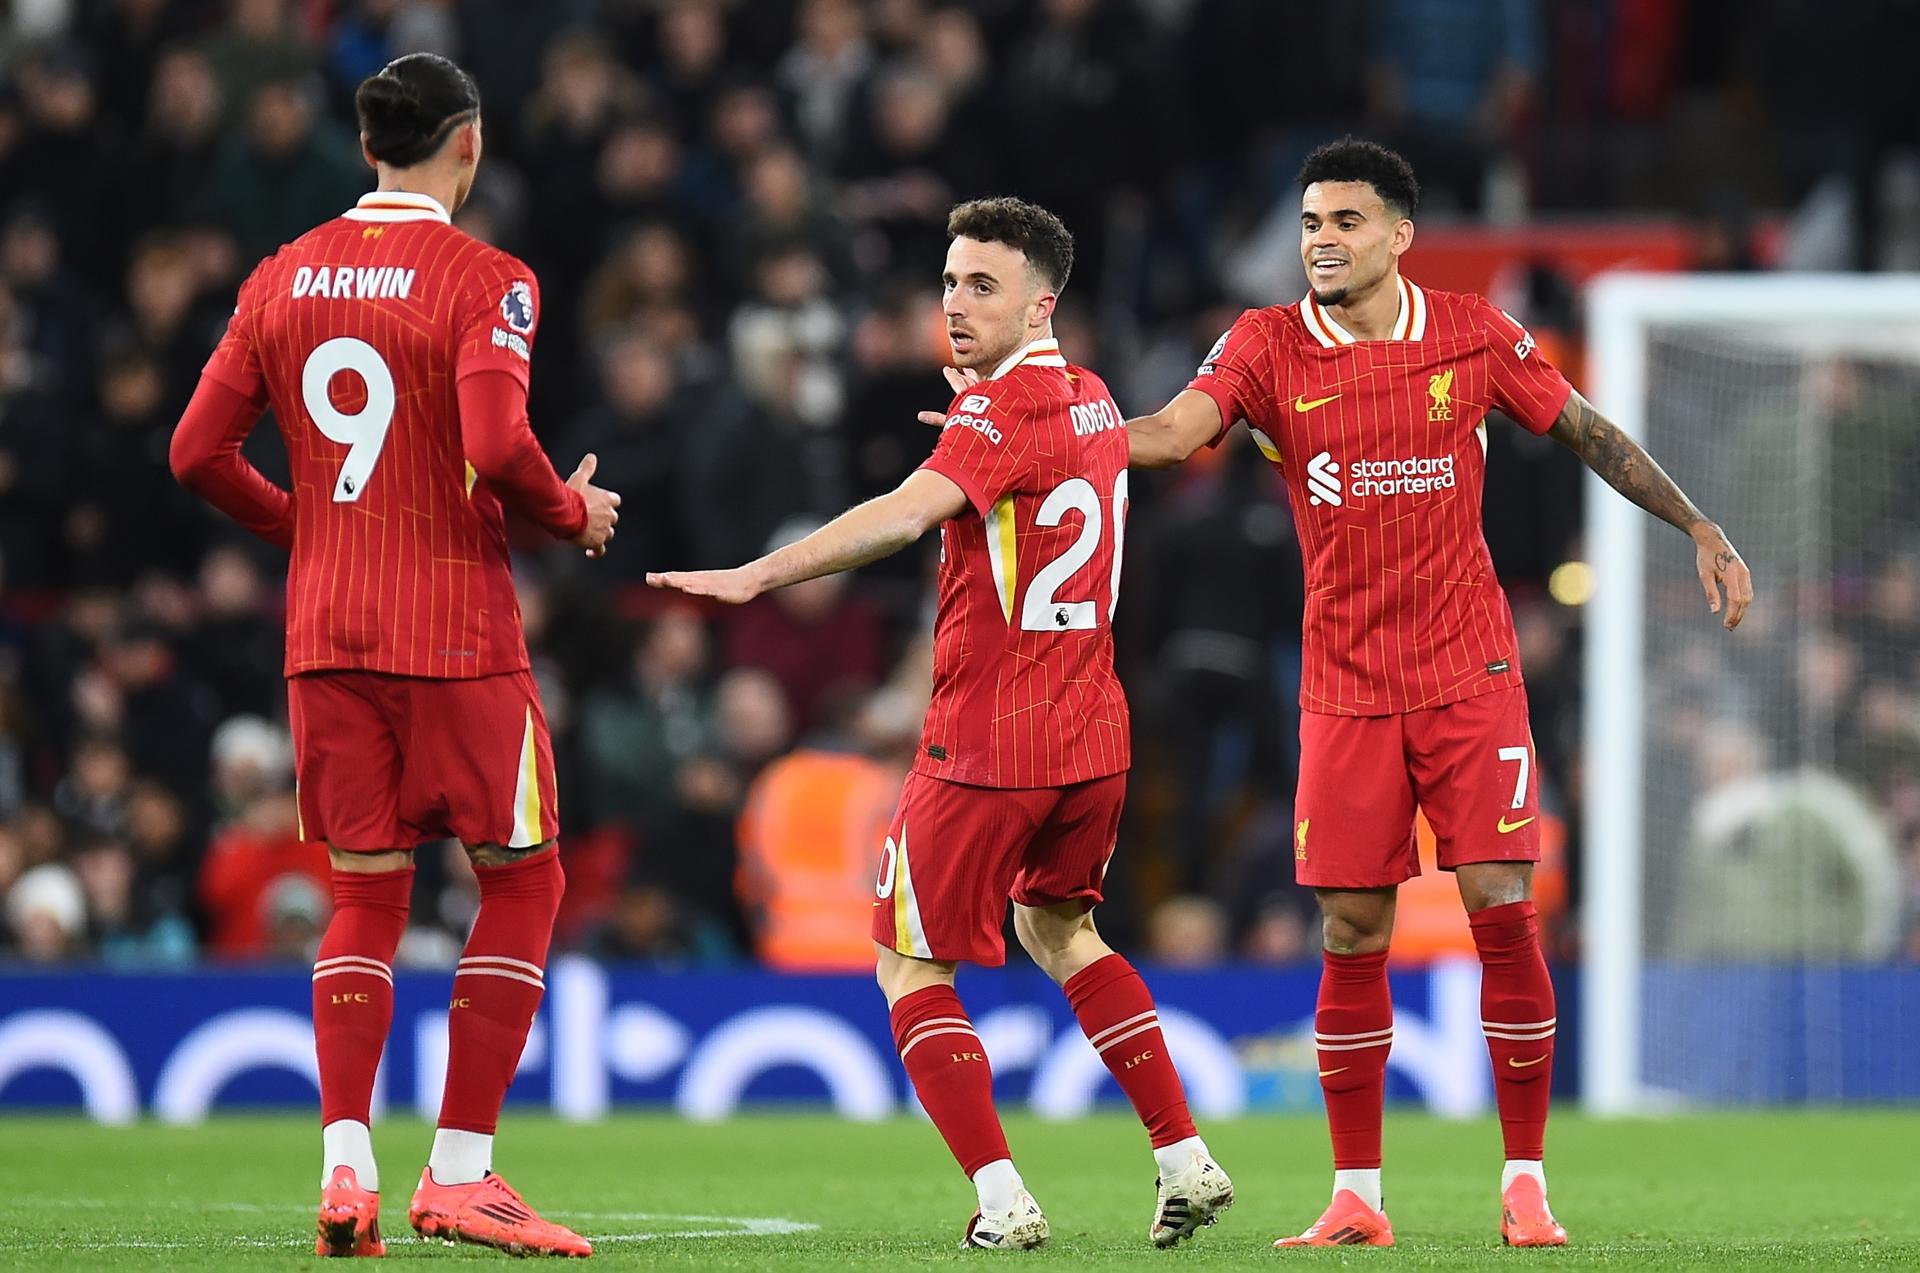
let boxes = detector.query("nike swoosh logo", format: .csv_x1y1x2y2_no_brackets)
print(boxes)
1294,393,1341,413
1507,1055,1548,1069
1496,815,1535,834
1318,1067,1348,1077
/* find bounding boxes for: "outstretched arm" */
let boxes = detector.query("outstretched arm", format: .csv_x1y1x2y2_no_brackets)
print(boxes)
918,372,1225,470
1125,389,1225,469
1547,387,1754,629
647,468,970,604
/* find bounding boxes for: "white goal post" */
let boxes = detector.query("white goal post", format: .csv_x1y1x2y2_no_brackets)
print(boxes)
1581,273,1920,1115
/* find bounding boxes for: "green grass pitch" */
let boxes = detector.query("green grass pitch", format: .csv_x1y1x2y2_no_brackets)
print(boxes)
0,1111,1913,1269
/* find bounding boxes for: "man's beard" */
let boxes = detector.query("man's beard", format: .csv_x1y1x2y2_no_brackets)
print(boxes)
965,332,1018,371
1312,264,1383,309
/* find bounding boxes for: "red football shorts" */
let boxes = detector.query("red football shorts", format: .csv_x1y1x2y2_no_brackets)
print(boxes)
288,669,559,851
871,771,1125,966
1293,685,1540,889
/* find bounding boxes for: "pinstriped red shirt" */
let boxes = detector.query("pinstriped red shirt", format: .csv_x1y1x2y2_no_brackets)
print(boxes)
1184,279,1573,717
914,338,1132,788
201,192,567,679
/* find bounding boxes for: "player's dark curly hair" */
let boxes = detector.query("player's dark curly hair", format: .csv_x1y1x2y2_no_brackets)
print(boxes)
946,197,1074,293
1297,138,1421,219
355,53,481,168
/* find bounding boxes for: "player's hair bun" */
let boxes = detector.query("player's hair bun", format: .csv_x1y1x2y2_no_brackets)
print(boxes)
355,53,481,169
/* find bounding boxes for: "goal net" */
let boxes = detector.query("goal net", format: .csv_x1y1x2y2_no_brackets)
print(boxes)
1582,275,1920,1113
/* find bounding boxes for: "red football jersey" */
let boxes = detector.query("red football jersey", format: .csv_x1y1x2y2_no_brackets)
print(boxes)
201,191,559,679
914,338,1132,788
1183,278,1573,716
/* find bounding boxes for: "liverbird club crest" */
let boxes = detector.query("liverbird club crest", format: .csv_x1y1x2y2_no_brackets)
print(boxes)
1427,368,1454,422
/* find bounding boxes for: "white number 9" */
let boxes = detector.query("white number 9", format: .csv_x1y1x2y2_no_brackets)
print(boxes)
301,337,396,503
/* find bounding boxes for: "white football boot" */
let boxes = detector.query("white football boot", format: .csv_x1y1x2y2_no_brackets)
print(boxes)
959,1190,1050,1250
1149,1149,1235,1247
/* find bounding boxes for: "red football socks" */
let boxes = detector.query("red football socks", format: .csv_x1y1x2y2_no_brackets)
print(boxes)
1316,947,1393,1170
1064,954,1197,1148
436,850,564,1135
314,866,414,1127
1471,900,1555,1161
889,985,1011,1177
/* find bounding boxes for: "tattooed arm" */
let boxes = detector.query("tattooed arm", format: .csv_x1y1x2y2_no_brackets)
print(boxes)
1547,388,1755,630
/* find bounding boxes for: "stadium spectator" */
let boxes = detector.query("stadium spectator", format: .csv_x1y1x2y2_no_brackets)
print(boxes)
199,804,327,960
0,820,20,915
777,0,874,172
325,0,459,99
648,0,735,142
733,689,906,969
2,201,98,409
581,223,705,347
1365,0,1542,212
521,30,651,326
52,735,133,841
118,235,229,416
80,0,196,131
578,873,735,965
917,5,991,118
196,715,326,958
4,42,118,292
6,860,87,961
555,329,693,578
731,142,846,289
592,117,699,256
0,280,69,588
190,547,285,721
72,346,203,584
837,64,989,279
1147,895,1231,968
123,45,226,240
204,76,365,261
198,0,319,130
125,779,196,934
0,687,26,820
578,607,716,835
721,518,887,734
998,0,1166,290
96,619,216,805
841,279,947,519
74,828,196,966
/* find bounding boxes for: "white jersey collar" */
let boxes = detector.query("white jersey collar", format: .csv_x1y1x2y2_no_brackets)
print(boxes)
1300,276,1427,346
987,336,1067,380
344,190,453,224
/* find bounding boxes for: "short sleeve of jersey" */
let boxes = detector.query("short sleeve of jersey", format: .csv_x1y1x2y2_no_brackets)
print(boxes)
454,253,540,390
919,382,1040,516
199,259,271,405
1477,298,1572,435
1183,308,1276,446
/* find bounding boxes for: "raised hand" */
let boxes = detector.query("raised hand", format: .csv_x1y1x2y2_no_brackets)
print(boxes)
917,366,983,428
567,453,621,558
942,365,981,395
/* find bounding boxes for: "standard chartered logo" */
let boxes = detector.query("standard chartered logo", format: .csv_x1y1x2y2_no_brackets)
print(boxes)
1306,451,1342,506
1307,451,1457,507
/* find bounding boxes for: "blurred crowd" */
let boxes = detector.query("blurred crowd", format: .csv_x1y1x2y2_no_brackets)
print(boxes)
1637,356,1920,964
0,0,1916,969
